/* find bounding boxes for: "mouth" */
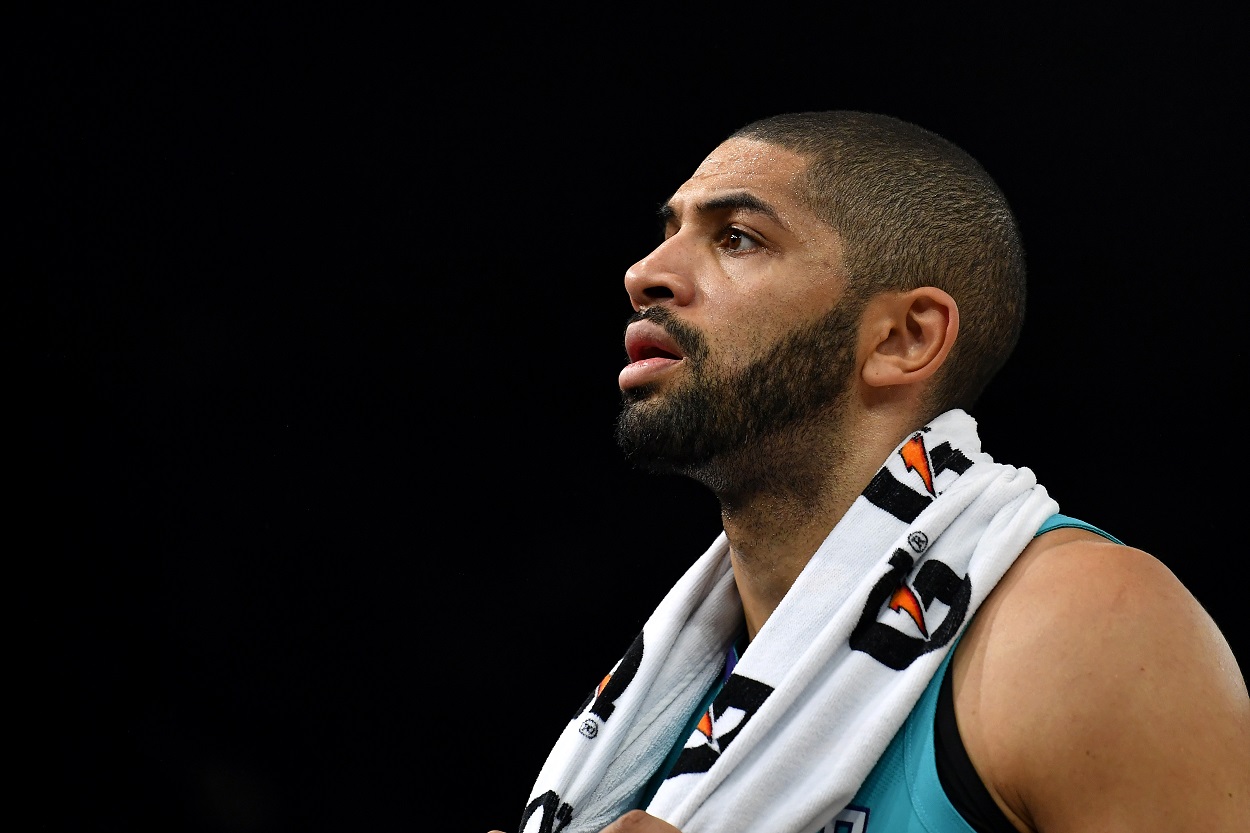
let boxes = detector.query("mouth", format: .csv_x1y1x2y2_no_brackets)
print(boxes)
624,320,686,364
619,319,688,391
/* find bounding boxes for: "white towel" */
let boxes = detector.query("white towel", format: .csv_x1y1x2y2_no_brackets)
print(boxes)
519,409,1058,833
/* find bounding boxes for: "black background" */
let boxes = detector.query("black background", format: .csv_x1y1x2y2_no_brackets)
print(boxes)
32,5,1247,832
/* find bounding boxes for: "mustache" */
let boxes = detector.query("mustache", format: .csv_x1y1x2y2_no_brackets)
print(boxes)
626,306,707,362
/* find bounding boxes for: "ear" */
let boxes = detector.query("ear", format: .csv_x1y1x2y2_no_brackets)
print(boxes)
860,287,958,388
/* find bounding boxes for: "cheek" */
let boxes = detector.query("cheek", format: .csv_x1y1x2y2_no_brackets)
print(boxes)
701,308,788,373
699,263,844,368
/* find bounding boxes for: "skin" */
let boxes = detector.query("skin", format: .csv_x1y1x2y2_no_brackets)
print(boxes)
491,138,1250,832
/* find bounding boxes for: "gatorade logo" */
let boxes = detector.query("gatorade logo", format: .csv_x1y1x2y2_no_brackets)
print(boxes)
574,630,645,732
518,790,573,833
666,674,773,778
849,547,971,669
851,429,973,669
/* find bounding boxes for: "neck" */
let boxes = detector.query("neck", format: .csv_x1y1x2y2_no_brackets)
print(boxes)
718,410,928,639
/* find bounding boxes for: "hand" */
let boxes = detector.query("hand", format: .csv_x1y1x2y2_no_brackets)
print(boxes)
487,810,682,833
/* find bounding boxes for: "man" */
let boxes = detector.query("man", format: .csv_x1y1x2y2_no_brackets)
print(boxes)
491,112,1249,833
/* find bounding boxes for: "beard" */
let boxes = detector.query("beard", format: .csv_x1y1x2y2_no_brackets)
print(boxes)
614,297,864,491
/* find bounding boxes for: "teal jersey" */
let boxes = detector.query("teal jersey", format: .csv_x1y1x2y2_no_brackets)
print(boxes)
646,514,1121,832
835,643,965,833
838,513,1121,832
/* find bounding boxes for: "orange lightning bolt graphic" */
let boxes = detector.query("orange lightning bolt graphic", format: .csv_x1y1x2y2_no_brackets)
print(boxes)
899,433,936,495
889,584,929,637
695,710,713,740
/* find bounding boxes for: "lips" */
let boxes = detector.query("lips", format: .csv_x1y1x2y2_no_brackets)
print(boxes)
619,319,687,390
625,320,686,364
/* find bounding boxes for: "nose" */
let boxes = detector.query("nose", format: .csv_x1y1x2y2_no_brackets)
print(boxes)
623,236,696,311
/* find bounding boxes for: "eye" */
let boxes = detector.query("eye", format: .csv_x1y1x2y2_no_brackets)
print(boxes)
718,226,761,253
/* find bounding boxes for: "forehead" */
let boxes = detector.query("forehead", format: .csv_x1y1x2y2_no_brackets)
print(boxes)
671,137,810,208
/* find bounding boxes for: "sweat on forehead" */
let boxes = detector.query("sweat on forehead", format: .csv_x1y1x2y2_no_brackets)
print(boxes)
693,137,808,181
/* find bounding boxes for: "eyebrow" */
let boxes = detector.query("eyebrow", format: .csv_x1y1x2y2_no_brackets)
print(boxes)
657,191,786,229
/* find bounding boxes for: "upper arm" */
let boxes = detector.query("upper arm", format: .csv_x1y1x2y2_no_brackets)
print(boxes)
954,533,1250,832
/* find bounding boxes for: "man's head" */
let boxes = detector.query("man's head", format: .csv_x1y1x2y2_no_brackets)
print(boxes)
615,112,1025,491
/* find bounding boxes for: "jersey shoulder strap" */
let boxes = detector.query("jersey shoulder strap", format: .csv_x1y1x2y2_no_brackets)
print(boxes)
1035,512,1124,543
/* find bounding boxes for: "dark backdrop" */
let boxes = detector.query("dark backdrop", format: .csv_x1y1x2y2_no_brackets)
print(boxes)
33,6,1247,832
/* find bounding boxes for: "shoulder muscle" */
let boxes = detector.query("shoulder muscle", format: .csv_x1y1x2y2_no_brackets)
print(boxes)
952,529,1250,832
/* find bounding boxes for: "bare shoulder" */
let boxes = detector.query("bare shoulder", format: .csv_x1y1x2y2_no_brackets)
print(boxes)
952,527,1250,832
